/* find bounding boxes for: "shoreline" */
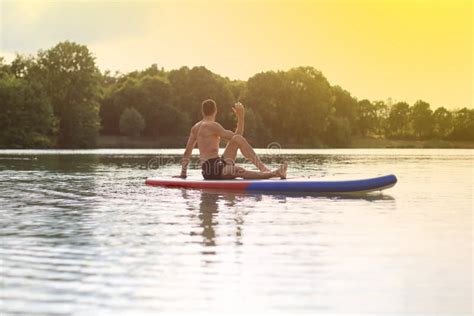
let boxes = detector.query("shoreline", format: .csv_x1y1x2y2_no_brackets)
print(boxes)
96,135,474,149
1,136,473,150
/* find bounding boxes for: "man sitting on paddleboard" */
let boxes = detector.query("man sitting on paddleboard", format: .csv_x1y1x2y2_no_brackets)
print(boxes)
176,99,287,180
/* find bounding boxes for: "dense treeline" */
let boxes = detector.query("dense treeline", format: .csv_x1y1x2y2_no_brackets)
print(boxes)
1,41,472,149
1,41,100,148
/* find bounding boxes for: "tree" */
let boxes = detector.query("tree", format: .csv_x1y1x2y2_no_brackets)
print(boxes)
153,103,190,136
323,116,351,147
0,57,10,79
4,41,473,149
135,75,174,136
449,108,474,141
101,73,189,137
244,67,332,146
100,75,144,135
243,70,290,144
410,100,434,139
9,54,37,79
36,41,101,148
0,74,56,148
120,108,145,137
285,67,332,144
387,102,410,137
168,66,235,129
331,86,357,130
240,107,267,146
432,107,453,138
229,80,247,100
356,99,378,136
373,101,389,135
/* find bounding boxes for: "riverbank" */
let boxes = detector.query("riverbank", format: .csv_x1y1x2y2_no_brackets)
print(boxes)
97,135,186,148
97,135,474,149
349,136,474,148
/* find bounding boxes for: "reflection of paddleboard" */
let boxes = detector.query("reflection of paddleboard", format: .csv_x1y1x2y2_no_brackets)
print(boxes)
145,174,397,193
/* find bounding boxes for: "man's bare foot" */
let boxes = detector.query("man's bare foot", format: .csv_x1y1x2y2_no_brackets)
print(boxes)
275,162,288,179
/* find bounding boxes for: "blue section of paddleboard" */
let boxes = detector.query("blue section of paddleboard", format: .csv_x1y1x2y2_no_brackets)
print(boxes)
246,174,397,192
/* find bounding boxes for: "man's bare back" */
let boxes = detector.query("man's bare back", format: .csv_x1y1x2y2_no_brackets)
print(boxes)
191,120,221,161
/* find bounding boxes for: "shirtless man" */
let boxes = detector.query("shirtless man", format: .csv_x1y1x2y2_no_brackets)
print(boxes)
176,99,287,180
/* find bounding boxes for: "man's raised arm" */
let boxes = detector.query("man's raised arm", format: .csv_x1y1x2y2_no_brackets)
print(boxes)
233,102,245,135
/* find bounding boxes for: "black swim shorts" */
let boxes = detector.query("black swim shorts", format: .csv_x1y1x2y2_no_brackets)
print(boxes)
201,157,226,180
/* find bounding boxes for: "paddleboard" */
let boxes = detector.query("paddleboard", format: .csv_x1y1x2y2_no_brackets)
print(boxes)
145,174,397,193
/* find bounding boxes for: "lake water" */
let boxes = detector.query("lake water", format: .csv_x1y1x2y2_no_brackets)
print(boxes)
0,149,472,315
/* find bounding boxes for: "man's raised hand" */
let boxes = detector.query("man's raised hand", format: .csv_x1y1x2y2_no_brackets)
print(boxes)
232,102,245,118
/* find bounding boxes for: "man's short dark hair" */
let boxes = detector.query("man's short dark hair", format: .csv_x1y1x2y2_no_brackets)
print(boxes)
202,99,217,116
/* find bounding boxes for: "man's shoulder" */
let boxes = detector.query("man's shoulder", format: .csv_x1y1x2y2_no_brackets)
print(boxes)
194,121,221,129
190,121,215,133
191,121,203,130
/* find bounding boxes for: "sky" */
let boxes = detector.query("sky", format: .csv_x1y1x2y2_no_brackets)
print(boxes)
0,0,472,109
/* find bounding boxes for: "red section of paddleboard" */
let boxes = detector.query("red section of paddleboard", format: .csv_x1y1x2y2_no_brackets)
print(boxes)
145,178,249,190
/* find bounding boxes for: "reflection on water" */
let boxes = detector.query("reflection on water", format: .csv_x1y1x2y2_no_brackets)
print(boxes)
197,191,219,249
0,149,472,315
189,189,395,257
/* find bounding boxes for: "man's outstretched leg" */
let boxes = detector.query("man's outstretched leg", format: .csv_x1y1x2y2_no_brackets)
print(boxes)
222,135,270,172
222,162,288,180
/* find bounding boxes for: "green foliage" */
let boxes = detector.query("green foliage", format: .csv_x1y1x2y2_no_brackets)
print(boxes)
36,41,101,148
120,108,145,137
10,54,38,79
0,57,11,79
410,100,434,138
0,74,56,148
229,80,247,100
168,66,235,129
373,101,389,134
287,67,332,144
356,99,379,136
101,74,189,137
432,107,453,138
449,108,474,141
324,116,352,147
331,86,357,130
2,42,473,149
241,107,267,146
59,100,100,148
244,67,332,146
387,102,410,137
243,71,288,144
